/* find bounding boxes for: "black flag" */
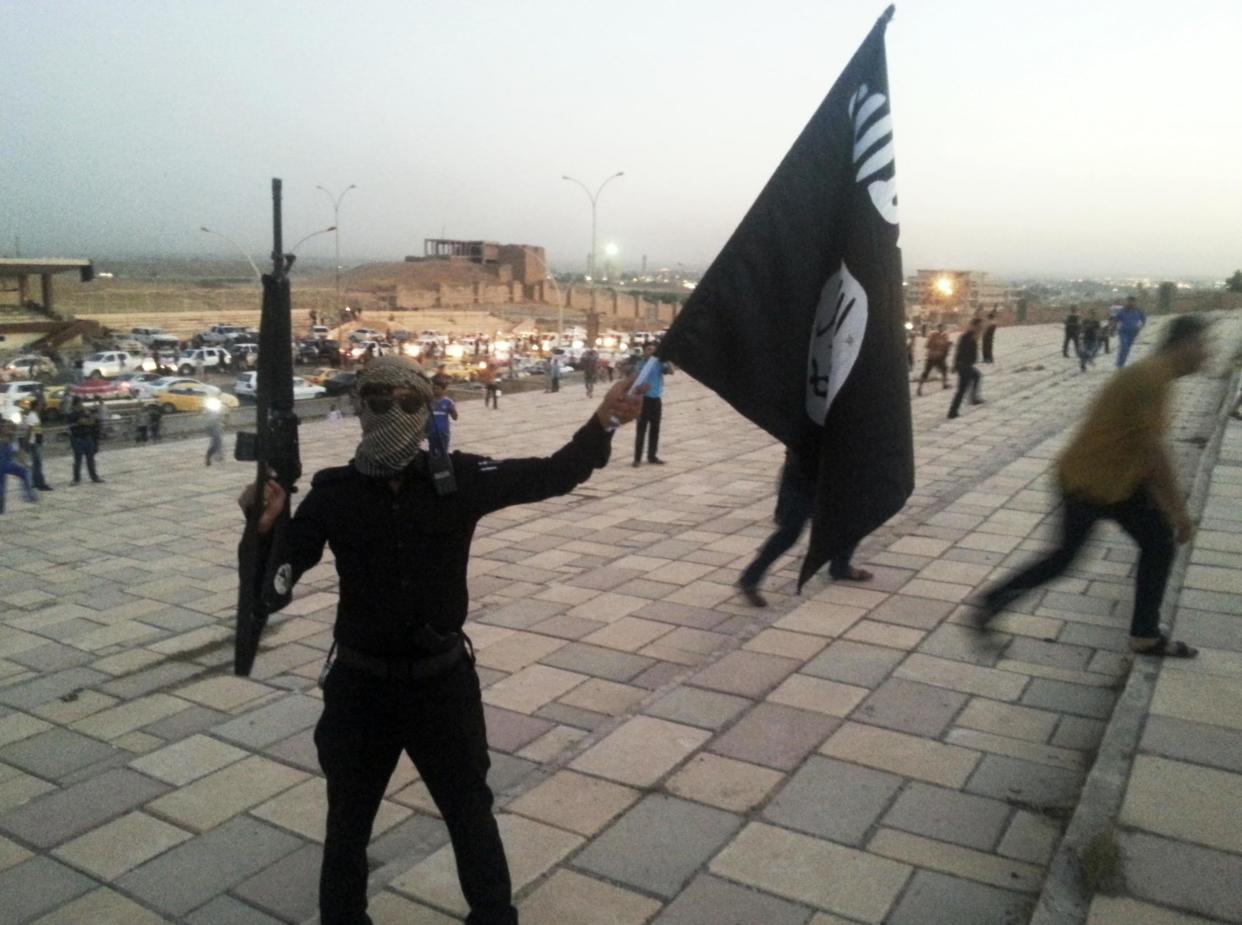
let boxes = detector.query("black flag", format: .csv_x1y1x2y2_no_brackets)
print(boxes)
658,5,912,588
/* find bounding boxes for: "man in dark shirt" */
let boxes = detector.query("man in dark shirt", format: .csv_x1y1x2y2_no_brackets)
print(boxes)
947,317,984,419
981,309,998,363
65,397,104,484
240,356,643,925
1063,307,1081,357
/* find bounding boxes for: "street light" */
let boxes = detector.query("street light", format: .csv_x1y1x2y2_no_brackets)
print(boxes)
316,184,358,313
199,226,262,283
288,226,336,258
561,171,624,281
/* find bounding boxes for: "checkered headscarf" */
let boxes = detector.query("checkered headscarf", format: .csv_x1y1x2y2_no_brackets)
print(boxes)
352,356,433,478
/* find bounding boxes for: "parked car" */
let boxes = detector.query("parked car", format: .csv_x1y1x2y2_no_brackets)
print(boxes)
149,376,223,396
349,340,387,360
177,347,232,375
347,328,382,343
128,326,168,346
201,324,248,346
310,325,331,339
112,372,163,400
322,371,357,397
233,372,327,402
81,351,143,378
303,367,337,386
0,381,44,422
157,385,241,414
2,354,57,378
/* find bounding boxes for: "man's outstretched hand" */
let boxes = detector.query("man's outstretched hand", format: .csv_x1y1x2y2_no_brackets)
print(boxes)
595,376,646,429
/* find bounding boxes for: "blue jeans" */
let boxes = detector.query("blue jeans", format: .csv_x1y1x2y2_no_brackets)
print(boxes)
0,460,36,513
1116,330,1139,367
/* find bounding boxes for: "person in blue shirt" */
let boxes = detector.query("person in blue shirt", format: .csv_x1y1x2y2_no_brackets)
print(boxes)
0,420,38,514
1115,296,1147,368
633,342,671,466
429,376,458,450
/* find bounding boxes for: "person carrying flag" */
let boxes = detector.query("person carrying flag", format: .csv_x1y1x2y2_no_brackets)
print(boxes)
737,449,873,607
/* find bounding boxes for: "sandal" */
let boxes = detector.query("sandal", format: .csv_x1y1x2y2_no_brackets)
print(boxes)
1131,634,1198,658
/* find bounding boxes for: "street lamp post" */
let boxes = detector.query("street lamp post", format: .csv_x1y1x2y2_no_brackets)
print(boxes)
199,226,262,283
316,184,357,316
561,172,624,282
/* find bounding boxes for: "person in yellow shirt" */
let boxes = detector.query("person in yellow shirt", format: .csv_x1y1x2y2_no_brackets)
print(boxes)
978,314,1210,657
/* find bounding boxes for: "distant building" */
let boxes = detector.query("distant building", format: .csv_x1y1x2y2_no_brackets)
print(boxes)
407,239,546,285
906,269,1020,319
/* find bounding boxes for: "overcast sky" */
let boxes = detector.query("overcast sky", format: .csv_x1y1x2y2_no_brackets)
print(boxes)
3,0,1239,278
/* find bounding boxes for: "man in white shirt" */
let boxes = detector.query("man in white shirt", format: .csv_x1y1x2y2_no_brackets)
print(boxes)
21,401,52,491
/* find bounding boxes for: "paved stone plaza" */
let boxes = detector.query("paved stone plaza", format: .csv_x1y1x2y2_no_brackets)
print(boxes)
1,319,1239,924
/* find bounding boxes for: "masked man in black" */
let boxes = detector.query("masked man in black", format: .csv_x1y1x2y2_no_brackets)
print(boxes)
240,356,643,925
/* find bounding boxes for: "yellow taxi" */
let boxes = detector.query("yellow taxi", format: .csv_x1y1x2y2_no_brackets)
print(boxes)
304,366,337,386
156,385,241,414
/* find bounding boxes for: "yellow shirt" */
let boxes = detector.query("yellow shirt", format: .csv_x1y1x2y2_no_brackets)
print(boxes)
1058,355,1174,504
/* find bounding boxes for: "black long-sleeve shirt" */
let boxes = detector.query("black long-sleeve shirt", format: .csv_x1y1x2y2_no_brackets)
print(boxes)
271,415,612,656
953,330,979,373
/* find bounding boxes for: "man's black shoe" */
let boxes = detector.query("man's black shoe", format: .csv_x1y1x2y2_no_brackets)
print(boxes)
91,478,105,483
947,411,960,419
736,583,767,608
632,460,641,468
648,458,666,465
974,586,1023,628
36,485,52,492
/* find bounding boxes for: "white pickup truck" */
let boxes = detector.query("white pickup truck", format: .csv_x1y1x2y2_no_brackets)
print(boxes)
177,347,232,375
81,351,145,378
201,324,249,346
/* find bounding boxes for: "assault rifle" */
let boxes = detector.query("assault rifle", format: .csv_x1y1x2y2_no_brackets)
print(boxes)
234,178,302,676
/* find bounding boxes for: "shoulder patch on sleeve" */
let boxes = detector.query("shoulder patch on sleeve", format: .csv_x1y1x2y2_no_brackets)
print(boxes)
311,465,355,487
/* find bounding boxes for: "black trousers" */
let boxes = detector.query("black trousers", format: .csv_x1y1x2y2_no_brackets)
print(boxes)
988,485,1174,639
634,396,662,462
485,384,499,409
738,488,859,588
948,367,982,416
70,436,99,482
315,660,516,925
1062,331,1079,356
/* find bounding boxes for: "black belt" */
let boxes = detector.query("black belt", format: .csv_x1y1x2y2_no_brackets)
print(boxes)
334,639,465,680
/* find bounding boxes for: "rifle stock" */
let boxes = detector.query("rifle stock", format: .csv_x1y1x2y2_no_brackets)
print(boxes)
235,179,302,676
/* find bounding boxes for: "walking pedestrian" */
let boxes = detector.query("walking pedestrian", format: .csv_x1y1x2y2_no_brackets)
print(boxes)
237,356,644,925
979,315,1211,657
147,403,163,443
981,310,998,363
0,420,38,514
1062,307,1081,358
479,362,500,410
205,414,226,466
633,342,671,466
1115,295,1147,368
735,449,873,606
916,324,952,396
66,398,104,484
581,348,599,399
1078,310,1102,371
20,398,51,491
548,354,562,393
429,376,458,451
947,318,984,419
